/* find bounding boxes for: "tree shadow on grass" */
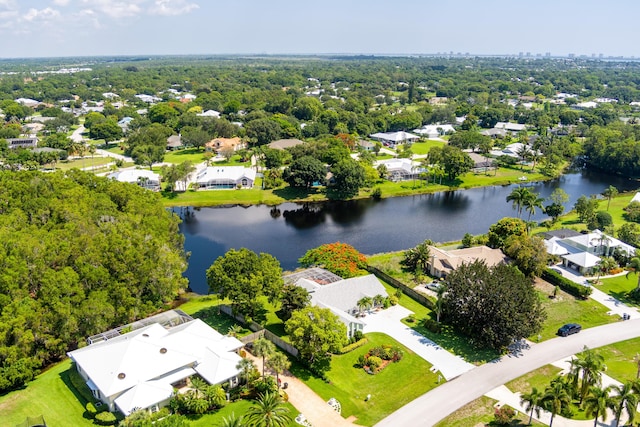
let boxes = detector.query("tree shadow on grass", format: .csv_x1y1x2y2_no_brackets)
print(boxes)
192,306,249,336
407,319,500,364
273,186,323,201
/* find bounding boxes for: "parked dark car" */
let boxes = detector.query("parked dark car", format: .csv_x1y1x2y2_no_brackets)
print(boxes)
557,323,582,337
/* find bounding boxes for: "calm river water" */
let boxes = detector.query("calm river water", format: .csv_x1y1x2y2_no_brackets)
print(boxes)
176,170,638,294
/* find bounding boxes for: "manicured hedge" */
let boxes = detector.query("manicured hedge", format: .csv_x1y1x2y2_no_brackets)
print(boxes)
542,268,592,299
339,338,368,354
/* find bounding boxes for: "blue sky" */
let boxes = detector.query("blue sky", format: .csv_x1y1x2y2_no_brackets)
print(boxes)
1,0,639,58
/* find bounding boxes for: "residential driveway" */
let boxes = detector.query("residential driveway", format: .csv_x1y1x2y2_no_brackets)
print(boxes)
70,125,86,142
362,306,474,380
374,319,640,427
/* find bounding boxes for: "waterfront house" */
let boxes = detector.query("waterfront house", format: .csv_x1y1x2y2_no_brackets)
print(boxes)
108,169,161,191
427,245,509,278
195,166,256,189
67,310,243,416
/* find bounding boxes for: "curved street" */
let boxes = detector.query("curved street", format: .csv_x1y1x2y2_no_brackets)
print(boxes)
375,318,640,427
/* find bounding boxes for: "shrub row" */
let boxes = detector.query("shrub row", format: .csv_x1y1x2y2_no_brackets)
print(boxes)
542,268,592,299
339,338,368,354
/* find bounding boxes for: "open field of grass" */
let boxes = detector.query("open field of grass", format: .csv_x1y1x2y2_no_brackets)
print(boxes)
291,332,438,426
408,140,445,155
56,156,114,170
533,282,618,341
595,336,640,382
506,364,563,393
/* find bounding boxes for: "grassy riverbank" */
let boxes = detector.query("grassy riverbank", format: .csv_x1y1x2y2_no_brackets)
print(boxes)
162,165,550,207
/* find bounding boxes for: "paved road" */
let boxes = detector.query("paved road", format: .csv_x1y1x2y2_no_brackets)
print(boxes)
375,318,640,427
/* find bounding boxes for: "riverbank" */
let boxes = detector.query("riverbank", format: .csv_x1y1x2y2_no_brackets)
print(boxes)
161,165,552,208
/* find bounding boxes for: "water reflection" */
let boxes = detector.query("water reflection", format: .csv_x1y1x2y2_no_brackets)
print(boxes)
176,170,639,293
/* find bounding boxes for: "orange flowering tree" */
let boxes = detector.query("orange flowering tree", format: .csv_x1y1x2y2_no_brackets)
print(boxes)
298,242,367,278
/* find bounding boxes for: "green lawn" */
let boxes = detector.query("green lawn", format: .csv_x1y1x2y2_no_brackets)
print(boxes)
595,273,639,307
0,359,95,427
505,364,563,393
56,156,114,170
435,396,546,427
409,140,445,155
594,337,640,382
291,332,438,426
532,287,618,341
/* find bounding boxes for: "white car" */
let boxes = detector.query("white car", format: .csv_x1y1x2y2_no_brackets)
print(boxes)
425,282,441,291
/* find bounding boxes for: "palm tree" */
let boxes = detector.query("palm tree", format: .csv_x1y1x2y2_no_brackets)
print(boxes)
626,257,640,291
266,351,290,387
434,284,447,323
516,144,531,170
236,357,257,386
220,412,246,427
506,187,533,218
227,324,242,338
541,377,571,427
253,337,276,378
520,387,543,425
372,294,385,309
204,384,227,409
610,381,638,427
577,347,606,404
602,185,618,211
245,392,291,427
524,194,545,221
357,296,373,315
584,385,613,427
595,257,617,284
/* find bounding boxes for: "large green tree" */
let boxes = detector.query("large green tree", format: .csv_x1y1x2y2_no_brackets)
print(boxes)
283,156,326,189
441,261,545,350
504,235,548,277
206,248,284,319
285,306,347,373
329,159,366,199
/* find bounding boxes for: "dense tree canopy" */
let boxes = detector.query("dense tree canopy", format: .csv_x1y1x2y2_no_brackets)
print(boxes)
206,248,284,320
298,242,367,278
0,170,187,392
441,261,545,350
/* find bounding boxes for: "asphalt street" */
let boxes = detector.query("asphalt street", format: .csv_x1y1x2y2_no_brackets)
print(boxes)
375,318,640,427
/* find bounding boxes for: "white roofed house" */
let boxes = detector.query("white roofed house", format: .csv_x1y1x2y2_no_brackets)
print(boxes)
284,268,389,338
413,124,455,139
369,131,419,147
196,166,256,189
108,169,161,191
67,310,244,416
374,158,424,182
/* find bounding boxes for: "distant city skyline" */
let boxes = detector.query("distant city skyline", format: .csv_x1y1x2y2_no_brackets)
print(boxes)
1,0,639,59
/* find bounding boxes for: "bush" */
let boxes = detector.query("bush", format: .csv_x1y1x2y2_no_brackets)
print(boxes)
367,356,382,370
85,402,98,417
388,295,399,306
94,411,117,426
542,268,592,299
371,187,382,200
423,318,442,333
493,406,516,425
340,338,368,354
352,330,364,342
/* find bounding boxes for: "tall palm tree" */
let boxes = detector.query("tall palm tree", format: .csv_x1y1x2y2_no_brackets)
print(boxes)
253,337,276,378
626,257,640,291
524,194,545,221
434,284,447,323
584,385,613,427
577,347,606,404
520,386,543,425
506,187,533,218
236,357,257,386
602,185,618,211
541,377,571,427
266,351,290,387
609,381,638,427
245,392,291,427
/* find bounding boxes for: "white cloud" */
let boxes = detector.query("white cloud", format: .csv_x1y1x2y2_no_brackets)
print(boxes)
80,0,144,18
52,0,71,6
23,7,60,22
149,0,199,16
0,0,17,10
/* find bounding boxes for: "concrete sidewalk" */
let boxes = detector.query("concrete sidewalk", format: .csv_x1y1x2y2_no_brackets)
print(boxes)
363,305,474,380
